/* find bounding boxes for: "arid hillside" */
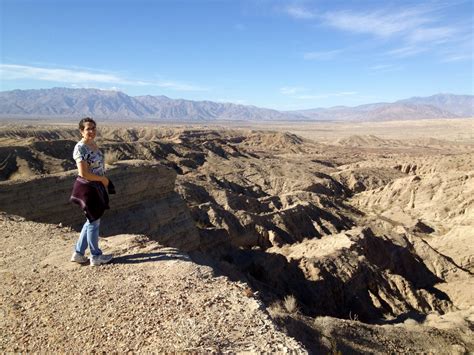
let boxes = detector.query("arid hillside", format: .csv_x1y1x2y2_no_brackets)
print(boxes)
0,214,304,352
0,121,472,353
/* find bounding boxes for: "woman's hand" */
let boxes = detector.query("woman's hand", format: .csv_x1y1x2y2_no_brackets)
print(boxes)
101,176,109,188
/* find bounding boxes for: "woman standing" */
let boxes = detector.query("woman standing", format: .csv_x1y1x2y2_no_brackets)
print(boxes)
70,117,113,266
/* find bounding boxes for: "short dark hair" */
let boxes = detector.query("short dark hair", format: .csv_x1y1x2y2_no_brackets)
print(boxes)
79,117,97,131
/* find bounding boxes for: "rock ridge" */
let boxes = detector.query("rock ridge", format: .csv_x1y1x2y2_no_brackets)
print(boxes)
0,160,199,251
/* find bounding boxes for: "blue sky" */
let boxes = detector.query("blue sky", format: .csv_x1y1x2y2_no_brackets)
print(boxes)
1,0,472,109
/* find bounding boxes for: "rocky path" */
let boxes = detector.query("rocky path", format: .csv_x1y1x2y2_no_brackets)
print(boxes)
0,213,304,352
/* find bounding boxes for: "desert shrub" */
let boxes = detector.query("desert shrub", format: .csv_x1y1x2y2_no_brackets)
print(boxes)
268,296,299,317
283,295,298,314
349,311,359,321
105,150,121,165
267,302,286,319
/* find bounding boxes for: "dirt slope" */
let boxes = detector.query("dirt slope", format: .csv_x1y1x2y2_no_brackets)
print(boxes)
0,214,304,353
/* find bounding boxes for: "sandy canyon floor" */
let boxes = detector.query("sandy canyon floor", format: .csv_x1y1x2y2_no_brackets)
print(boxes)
0,118,473,353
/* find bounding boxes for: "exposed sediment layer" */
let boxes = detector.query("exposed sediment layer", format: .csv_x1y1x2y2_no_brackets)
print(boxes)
0,160,199,251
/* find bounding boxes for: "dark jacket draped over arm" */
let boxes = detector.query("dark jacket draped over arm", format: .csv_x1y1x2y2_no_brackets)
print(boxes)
70,176,110,222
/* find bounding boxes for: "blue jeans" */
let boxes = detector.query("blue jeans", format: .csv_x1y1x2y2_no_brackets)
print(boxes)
75,219,103,256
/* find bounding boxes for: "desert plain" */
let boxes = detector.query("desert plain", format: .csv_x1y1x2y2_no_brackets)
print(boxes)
0,118,473,353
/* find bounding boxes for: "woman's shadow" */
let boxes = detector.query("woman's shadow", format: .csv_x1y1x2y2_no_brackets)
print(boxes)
111,251,191,265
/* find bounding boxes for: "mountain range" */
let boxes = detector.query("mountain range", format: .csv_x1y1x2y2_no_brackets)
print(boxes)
0,88,472,121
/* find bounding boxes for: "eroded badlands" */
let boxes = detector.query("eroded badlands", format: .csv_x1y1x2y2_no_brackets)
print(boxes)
0,120,472,353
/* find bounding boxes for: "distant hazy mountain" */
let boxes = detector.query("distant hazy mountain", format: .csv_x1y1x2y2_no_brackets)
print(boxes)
0,88,297,121
0,88,472,121
397,94,474,117
293,94,473,121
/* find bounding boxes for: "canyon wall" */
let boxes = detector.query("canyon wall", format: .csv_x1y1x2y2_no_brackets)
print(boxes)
0,160,199,251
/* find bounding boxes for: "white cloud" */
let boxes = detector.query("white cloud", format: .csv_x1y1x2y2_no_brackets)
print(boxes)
386,45,429,58
303,49,342,60
284,5,316,19
383,25,459,58
322,8,432,38
439,32,474,62
70,83,121,91
282,3,470,61
98,87,120,92
0,64,122,83
369,64,402,73
215,98,247,105
370,64,392,71
0,64,207,92
408,26,457,43
441,54,473,62
331,7,469,60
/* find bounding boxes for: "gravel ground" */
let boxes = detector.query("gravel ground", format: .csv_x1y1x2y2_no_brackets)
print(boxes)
0,213,304,352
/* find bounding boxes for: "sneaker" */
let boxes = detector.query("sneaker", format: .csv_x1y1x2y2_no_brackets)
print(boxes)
90,254,113,266
71,252,89,264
